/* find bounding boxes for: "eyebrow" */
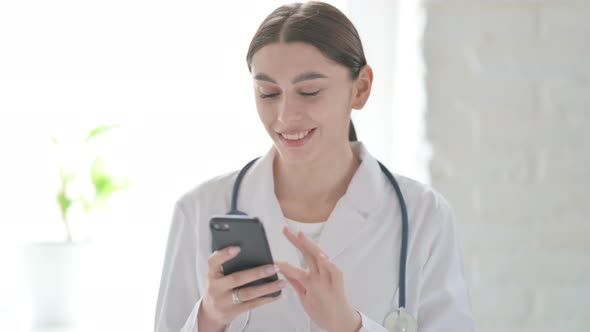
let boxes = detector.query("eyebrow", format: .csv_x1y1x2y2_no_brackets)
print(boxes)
253,71,328,84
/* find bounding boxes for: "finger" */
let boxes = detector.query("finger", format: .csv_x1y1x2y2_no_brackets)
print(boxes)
208,246,241,278
317,252,337,282
275,261,307,280
219,264,280,290
296,231,335,276
294,228,326,259
237,292,285,312
235,279,288,302
284,275,307,298
282,226,320,273
322,255,343,285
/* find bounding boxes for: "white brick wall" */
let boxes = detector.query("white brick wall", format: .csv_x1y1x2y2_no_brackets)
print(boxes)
424,1,590,331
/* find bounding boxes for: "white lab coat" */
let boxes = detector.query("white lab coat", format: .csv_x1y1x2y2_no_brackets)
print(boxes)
155,142,474,332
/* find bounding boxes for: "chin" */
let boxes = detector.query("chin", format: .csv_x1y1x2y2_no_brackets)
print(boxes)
273,142,320,165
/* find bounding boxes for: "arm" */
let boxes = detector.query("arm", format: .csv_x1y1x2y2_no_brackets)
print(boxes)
358,199,475,332
154,201,283,332
416,200,475,332
154,203,203,332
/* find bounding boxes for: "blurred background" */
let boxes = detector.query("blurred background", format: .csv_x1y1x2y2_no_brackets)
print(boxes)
0,0,588,331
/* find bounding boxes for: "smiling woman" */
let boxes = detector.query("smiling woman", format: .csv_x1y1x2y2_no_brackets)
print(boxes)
246,2,367,151
250,42,370,164
154,2,474,332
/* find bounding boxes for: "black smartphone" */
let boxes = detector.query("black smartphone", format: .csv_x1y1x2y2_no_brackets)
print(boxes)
209,215,281,297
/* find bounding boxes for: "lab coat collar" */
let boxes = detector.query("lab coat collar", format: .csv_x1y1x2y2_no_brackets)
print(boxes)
318,142,385,260
237,141,386,263
342,141,384,217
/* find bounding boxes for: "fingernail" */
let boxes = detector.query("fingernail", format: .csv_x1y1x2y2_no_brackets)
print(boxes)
266,265,279,274
228,246,241,255
277,280,288,288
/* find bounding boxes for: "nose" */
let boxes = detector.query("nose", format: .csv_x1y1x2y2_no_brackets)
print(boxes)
277,94,303,123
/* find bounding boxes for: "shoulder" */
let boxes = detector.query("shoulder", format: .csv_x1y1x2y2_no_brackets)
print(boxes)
393,174,456,237
390,175,462,267
174,170,239,223
395,175,453,216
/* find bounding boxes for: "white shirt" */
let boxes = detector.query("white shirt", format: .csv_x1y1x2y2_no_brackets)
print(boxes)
285,218,325,244
284,217,326,266
154,142,475,332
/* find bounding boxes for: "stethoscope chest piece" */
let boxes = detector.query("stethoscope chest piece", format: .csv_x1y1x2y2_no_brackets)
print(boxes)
383,308,417,332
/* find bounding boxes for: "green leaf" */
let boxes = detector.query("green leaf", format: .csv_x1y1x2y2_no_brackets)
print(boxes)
56,190,72,220
90,157,130,202
85,124,119,143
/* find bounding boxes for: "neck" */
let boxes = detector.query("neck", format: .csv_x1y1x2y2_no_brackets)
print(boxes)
273,142,361,205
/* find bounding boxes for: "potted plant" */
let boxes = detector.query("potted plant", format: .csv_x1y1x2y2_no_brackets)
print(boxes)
22,124,130,329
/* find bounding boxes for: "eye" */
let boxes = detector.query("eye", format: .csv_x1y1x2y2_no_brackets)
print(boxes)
260,92,280,99
300,90,320,97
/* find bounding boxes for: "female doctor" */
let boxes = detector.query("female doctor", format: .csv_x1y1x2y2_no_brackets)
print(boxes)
155,2,474,332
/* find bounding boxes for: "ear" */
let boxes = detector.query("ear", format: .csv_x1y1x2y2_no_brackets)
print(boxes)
352,65,373,110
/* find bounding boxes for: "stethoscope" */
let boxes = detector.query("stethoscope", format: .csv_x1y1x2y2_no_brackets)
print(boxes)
228,157,417,332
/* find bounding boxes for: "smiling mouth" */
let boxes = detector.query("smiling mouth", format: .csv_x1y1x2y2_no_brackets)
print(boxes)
279,129,312,141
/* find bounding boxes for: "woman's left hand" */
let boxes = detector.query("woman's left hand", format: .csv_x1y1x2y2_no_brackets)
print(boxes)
275,225,362,332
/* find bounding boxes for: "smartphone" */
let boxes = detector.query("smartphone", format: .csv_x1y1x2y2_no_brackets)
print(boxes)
209,215,281,297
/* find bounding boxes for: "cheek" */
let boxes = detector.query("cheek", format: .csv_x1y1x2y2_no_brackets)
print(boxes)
315,96,350,124
256,102,276,128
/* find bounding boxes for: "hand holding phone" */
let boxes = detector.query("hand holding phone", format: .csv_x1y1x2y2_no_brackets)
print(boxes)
210,215,282,295
198,215,286,331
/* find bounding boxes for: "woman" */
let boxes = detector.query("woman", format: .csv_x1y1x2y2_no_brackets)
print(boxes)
155,2,474,331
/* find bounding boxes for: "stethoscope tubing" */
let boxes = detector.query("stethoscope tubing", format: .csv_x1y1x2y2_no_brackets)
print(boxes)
229,157,409,309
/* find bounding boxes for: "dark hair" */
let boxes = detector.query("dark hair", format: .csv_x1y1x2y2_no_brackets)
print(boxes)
246,1,366,142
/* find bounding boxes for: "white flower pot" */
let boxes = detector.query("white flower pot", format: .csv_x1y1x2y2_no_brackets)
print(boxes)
22,242,93,329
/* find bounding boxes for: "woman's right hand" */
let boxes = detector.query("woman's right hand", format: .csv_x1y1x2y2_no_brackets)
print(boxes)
197,246,287,332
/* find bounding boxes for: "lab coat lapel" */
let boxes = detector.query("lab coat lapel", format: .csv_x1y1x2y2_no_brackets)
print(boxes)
234,142,386,264
236,147,300,267
318,142,385,261
318,199,368,260
225,147,310,331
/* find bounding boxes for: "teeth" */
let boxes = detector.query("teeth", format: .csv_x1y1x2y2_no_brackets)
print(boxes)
281,130,310,141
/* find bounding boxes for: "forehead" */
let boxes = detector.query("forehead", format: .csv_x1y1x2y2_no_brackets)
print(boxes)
250,42,348,82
